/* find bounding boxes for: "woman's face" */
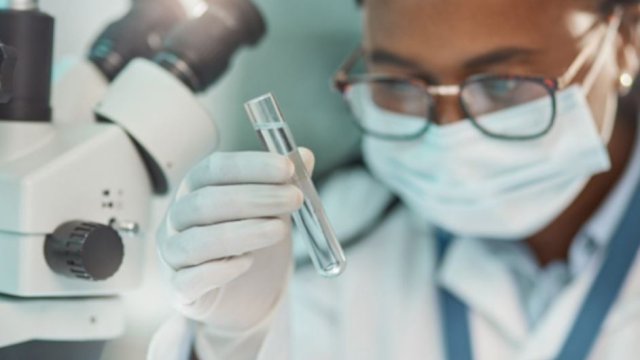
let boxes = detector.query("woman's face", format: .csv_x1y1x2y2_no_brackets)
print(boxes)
362,0,639,133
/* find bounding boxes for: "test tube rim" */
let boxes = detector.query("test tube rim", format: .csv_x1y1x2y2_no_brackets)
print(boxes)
244,92,288,127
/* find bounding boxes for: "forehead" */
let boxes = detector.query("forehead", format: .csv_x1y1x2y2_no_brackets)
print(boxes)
364,0,599,70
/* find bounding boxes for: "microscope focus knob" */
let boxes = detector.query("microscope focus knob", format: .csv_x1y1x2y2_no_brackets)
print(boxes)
44,221,124,281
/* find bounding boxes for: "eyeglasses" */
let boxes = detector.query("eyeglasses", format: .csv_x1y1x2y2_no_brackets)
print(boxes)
332,10,621,141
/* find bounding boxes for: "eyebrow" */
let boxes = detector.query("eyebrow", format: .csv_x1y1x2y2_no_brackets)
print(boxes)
367,46,540,81
464,47,539,69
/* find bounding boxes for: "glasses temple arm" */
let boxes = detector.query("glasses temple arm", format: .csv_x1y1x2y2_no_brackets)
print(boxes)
335,47,364,86
583,7,623,92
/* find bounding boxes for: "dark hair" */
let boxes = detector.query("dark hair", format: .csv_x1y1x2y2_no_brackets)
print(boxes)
608,0,640,5
603,0,640,11
356,0,640,10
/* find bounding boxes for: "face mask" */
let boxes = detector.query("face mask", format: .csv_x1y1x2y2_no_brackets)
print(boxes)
357,13,621,240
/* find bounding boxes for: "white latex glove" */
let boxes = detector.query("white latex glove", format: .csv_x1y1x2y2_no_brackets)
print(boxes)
157,148,315,334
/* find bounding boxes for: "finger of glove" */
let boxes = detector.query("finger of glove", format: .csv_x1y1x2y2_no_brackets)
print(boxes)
169,184,302,232
298,147,315,175
171,255,253,304
162,218,290,270
174,288,221,322
186,151,294,191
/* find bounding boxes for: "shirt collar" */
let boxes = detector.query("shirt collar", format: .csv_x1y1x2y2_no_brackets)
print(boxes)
436,237,529,344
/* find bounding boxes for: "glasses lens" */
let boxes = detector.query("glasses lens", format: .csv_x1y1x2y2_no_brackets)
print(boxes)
346,79,431,138
461,77,554,138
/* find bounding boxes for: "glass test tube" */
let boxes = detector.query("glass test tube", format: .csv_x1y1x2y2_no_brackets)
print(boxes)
244,93,347,277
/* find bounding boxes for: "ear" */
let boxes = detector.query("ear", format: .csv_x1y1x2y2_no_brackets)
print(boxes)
616,5,640,83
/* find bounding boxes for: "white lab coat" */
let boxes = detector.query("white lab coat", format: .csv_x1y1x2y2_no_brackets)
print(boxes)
286,206,640,360
148,165,640,360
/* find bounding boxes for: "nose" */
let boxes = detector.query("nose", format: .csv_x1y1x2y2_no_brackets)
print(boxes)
432,95,467,125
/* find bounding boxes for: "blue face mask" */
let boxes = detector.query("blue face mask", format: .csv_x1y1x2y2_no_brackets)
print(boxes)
355,14,620,239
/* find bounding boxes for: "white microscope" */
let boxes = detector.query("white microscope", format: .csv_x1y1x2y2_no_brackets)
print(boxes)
0,0,265,358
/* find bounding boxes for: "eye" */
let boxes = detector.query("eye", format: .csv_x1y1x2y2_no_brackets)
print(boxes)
379,80,418,95
482,79,521,101
367,79,430,116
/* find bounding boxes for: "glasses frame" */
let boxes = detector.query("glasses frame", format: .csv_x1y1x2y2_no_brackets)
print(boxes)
333,47,561,141
331,7,623,142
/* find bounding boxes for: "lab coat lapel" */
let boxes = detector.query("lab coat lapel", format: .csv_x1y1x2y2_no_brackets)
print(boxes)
436,237,528,347
517,245,603,360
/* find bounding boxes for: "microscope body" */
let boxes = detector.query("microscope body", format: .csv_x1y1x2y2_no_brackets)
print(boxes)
52,59,109,125
0,57,217,347
0,121,150,297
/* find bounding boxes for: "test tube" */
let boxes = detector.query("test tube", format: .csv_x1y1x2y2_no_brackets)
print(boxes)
244,93,346,277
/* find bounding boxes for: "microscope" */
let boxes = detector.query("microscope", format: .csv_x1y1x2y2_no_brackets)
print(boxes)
0,0,265,356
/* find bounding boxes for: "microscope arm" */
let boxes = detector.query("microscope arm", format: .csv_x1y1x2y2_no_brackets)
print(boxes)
95,58,217,195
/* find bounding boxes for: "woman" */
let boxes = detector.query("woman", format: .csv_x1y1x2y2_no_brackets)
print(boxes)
151,0,640,358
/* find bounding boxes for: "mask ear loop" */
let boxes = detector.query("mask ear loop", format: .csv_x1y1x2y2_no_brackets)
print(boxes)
558,7,624,90
582,7,624,94
586,7,624,143
559,32,603,89
557,7,623,143
600,89,619,143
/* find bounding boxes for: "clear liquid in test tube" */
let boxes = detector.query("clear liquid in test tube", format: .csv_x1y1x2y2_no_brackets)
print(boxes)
244,93,346,277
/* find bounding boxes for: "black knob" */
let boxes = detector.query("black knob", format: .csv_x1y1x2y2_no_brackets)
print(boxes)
44,221,124,281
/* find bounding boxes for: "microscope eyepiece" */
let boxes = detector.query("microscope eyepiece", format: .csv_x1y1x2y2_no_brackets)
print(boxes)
4,0,38,11
0,7,53,121
89,0,186,81
154,0,266,92
0,43,17,104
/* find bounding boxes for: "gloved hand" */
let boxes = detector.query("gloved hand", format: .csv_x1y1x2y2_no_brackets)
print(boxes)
157,148,314,333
